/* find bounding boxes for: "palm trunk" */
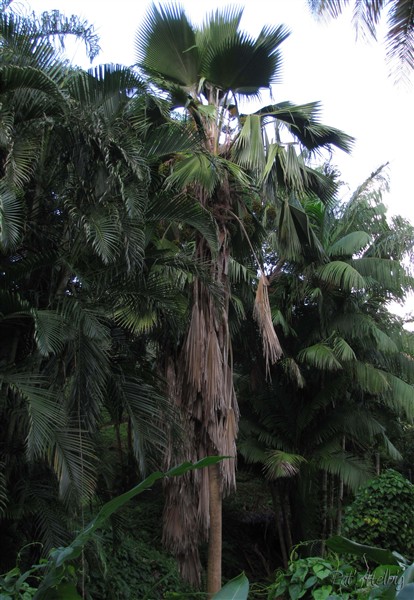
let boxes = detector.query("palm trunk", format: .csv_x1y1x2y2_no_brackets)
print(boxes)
328,474,334,538
207,463,222,597
320,470,328,556
337,435,345,534
375,451,381,475
270,481,289,569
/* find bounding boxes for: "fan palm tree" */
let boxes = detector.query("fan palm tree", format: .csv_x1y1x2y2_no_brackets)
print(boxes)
135,4,353,592
308,0,414,81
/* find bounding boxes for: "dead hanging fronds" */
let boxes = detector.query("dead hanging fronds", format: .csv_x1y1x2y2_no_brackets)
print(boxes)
226,209,282,375
253,274,283,376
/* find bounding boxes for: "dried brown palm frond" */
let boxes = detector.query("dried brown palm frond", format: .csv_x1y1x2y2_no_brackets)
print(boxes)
253,274,283,375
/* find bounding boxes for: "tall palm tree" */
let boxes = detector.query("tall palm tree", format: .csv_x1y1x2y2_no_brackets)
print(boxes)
308,0,414,81
238,164,414,561
0,7,219,571
135,4,353,592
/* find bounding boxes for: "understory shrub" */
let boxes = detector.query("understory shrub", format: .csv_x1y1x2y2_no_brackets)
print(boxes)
342,469,414,559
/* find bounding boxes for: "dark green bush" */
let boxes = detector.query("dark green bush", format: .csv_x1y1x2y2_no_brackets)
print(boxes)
343,469,414,559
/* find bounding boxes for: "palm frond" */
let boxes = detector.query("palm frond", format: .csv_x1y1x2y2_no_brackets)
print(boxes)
253,101,354,153
327,231,371,257
237,436,267,465
315,451,372,491
31,309,68,356
308,0,351,20
352,361,390,394
0,463,8,518
0,181,22,249
53,429,97,504
84,208,122,264
332,336,357,362
146,190,218,253
233,114,265,171
202,26,289,95
263,450,306,480
281,357,306,387
198,5,244,50
119,377,178,474
298,343,343,370
136,3,199,87
166,154,220,194
384,372,414,421
1,370,63,459
316,260,366,291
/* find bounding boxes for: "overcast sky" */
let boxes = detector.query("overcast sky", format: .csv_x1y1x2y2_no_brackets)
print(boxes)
11,0,414,321
18,0,413,222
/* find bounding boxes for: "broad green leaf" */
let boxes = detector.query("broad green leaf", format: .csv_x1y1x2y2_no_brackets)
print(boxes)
397,583,414,599
326,536,401,566
212,572,249,600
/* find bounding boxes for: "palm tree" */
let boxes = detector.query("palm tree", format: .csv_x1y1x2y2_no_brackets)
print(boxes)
0,7,219,572
135,4,353,592
308,0,414,81
238,164,414,561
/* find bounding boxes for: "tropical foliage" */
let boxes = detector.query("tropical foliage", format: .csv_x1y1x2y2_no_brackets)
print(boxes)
1,1,414,598
135,4,353,592
237,164,414,564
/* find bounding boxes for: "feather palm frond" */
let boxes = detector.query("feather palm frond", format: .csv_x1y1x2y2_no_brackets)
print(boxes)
315,451,373,491
0,181,23,250
263,450,306,480
298,343,343,370
327,231,371,257
317,260,366,291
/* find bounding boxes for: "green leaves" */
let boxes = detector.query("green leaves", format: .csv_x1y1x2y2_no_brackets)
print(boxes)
34,457,225,598
212,573,249,599
326,536,402,567
317,260,366,291
136,3,199,87
0,182,22,250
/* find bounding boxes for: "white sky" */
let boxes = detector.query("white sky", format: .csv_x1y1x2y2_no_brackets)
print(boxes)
12,0,414,322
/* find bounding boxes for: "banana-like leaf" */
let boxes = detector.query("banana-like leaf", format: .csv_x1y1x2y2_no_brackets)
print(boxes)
212,572,249,600
398,583,414,599
326,535,404,566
